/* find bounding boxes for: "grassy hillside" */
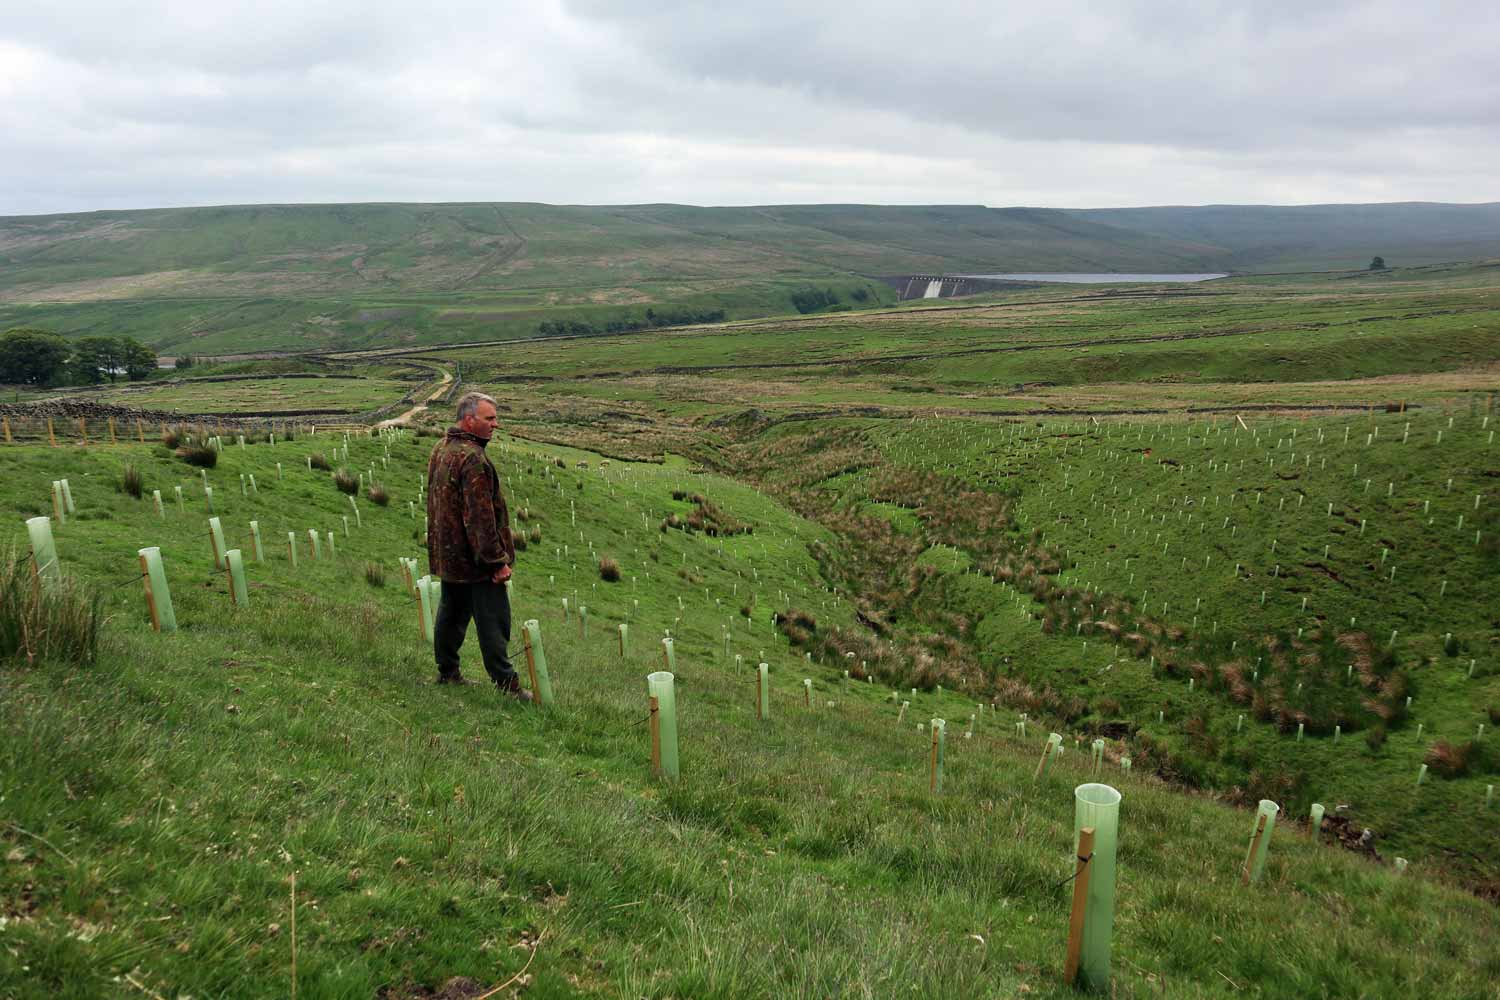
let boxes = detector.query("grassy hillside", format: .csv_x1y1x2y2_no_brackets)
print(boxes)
5,200,1499,354
722,405,1500,887
4,431,1499,998
1071,203,1500,272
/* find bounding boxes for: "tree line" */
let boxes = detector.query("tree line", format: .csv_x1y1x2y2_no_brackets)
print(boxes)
0,328,160,387
535,306,728,339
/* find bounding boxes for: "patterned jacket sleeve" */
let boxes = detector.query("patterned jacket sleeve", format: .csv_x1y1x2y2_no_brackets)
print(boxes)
460,451,508,568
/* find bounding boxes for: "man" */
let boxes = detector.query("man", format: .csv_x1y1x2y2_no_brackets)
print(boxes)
425,391,532,701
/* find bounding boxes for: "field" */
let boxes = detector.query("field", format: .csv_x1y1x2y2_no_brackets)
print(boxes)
3,429,1499,998
3,257,1500,997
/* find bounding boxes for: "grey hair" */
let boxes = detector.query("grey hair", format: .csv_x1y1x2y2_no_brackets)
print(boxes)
455,392,497,420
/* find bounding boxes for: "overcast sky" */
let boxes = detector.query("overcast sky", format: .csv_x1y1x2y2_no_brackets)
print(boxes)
2,0,1497,216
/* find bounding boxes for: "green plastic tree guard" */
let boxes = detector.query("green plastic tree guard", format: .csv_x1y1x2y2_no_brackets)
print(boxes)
250,521,264,562
1310,803,1325,832
1092,739,1106,773
1073,783,1122,991
60,478,75,515
1416,764,1427,786
26,516,61,583
137,546,176,632
326,531,336,558
1120,757,1131,772
239,474,247,497
758,663,770,720
416,575,437,642
1244,800,1279,884
1487,785,1494,809
1036,732,1063,780
618,623,629,657
647,671,680,779
225,549,249,607
308,529,322,560
661,636,677,672
523,619,554,707
930,719,946,793
153,490,164,518
579,605,589,639
207,516,227,569
423,577,440,638
204,486,214,514
51,481,66,524
286,531,298,568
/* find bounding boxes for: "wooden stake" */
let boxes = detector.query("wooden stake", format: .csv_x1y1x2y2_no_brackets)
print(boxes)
1,415,10,443
136,418,145,443
1242,813,1268,886
929,725,940,793
139,552,160,631
78,417,87,445
226,559,239,606
1034,742,1052,780
1063,827,1096,985
108,416,117,444
47,417,56,447
290,871,298,1000
523,629,540,694
648,695,662,775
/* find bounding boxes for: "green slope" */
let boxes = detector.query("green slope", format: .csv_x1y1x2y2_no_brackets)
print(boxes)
1070,202,1500,272
3,432,1498,998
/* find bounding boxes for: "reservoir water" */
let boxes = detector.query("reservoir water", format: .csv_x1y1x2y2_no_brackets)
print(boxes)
956,272,1227,283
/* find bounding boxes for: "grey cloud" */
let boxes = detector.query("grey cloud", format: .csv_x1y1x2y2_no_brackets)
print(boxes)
1,0,1497,215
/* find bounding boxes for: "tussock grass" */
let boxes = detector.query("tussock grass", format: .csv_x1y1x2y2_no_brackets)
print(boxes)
119,463,143,499
175,443,216,468
332,467,358,494
0,548,99,666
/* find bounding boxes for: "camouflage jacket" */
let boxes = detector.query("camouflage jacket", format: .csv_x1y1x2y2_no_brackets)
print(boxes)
426,429,514,582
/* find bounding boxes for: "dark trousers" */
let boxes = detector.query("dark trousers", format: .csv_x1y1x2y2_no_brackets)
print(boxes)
434,580,518,688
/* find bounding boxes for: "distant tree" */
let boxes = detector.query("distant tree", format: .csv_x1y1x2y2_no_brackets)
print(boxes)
70,336,123,383
1369,256,1387,270
174,354,197,370
790,287,840,314
121,338,158,381
0,328,71,385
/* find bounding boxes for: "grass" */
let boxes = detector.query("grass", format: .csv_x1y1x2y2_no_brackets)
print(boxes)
2,432,1498,998
5,261,1500,996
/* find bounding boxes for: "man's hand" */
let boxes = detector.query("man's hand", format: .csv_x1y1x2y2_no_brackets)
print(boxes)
492,564,513,584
